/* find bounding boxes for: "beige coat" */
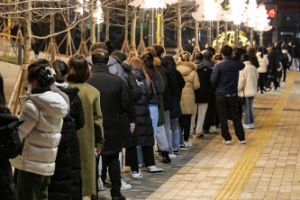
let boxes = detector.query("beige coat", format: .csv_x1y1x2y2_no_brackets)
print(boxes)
68,82,104,197
176,61,200,114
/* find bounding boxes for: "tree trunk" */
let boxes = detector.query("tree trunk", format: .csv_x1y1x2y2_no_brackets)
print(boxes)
161,12,165,47
50,6,55,62
192,19,200,60
130,7,137,49
23,1,31,64
90,0,96,47
105,7,110,42
121,0,130,53
176,1,183,54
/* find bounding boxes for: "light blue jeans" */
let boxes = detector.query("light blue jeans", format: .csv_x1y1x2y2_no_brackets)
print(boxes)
244,97,254,124
137,104,158,165
171,118,181,150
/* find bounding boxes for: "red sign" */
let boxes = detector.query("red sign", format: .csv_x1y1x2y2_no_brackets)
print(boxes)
268,9,276,18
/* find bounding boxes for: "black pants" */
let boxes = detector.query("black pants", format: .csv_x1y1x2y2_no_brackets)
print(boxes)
258,73,266,91
125,146,139,172
179,114,192,141
101,154,122,197
282,67,288,82
215,95,245,141
17,170,51,200
141,146,156,167
267,76,278,90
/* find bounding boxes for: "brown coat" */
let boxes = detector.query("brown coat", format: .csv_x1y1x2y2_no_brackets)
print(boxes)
176,61,200,114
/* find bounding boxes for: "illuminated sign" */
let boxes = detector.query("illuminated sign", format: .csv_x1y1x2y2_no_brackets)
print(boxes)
267,9,276,18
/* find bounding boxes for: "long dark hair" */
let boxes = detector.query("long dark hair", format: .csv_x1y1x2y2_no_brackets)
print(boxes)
0,74,10,113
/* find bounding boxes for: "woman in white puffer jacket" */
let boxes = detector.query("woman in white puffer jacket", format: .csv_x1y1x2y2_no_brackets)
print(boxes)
10,60,68,200
256,46,269,93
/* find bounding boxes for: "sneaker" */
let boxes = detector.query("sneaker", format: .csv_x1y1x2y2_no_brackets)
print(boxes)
132,171,143,179
243,124,252,129
239,140,246,144
196,134,204,138
121,179,132,190
224,140,231,145
250,123,254,129
173,149,179,155
169,153,177,159
180,145,189,150
138,164,144,168
184,141,193,147
98,178,104,191
147,165,163,173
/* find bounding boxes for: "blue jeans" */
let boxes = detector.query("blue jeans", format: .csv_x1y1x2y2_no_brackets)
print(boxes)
137,104,158,165
171,118,181,150
244,97,254,124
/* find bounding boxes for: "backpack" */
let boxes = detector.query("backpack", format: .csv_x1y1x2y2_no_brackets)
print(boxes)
0,114,23,158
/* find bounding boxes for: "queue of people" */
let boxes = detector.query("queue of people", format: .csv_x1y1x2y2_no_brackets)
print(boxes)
0,40,293,200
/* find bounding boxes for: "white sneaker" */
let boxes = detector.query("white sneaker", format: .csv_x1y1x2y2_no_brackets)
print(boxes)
121,179,132,190
147,165,163,173
132,171,143,179
184,141,193,147
243,124,252,129
239,140,246,144
224,140,231,145
168,153,177,159
250,123,254,129
97,178,104,191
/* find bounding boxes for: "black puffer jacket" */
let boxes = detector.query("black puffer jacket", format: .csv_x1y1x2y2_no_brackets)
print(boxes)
132,69,155,147
0,112,22,200
51,85,85,200
121,63,142,148
194,60,212,103
87,63,130,155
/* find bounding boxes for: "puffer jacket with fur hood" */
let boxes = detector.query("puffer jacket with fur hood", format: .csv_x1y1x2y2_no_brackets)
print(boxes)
176,61,200,114
10,91,68,176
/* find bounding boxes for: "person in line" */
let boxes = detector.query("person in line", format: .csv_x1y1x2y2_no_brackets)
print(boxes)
10,60,69,200
281,44,292,84
238,54,259,129
191,52,212,138
163,54,185,154
176,51,200,147
50,60,85,200
87,49,130,200
211,45,246,144
256,46,269,94
0,74,22,200
111,51,143,180
266,47,281,91
67,55,104,200
247,47,259,68
130,57,163,173
152,44,178,158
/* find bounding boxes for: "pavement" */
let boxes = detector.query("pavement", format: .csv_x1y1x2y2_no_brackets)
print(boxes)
1,57,300,200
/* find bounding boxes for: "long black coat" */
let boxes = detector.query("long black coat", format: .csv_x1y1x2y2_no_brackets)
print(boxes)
194,60,212,103
132,70,155,147
87,63,130,155
121,63,142,148
49,86,85,200
0,113,22,200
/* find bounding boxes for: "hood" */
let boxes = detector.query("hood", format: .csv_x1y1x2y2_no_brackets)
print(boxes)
132,69,145,81
20,91,68,119
282,49,288,54
176,61,196,76
153,57,161,66
107,56,118,67
121,63,132,72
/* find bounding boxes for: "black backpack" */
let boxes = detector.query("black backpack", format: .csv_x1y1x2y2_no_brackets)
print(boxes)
0,114,23,158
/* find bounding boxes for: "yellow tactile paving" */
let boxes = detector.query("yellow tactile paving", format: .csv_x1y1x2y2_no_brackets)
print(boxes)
212,72,295,200
147,72,297,200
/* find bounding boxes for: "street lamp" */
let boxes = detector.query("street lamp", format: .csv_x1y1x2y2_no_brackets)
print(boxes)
129,0,178,46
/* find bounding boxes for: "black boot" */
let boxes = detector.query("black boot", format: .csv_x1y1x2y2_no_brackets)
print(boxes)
162,151,171,163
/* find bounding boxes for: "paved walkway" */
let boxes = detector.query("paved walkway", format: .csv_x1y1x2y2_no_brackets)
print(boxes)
1,59,300,200
99,71,300,200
